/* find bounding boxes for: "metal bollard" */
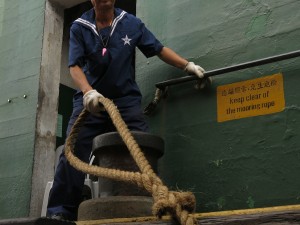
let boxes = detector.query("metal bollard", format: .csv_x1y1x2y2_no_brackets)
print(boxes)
78,131,164,220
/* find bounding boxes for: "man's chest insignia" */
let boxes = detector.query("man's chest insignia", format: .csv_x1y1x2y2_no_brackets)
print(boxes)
122,35,132,46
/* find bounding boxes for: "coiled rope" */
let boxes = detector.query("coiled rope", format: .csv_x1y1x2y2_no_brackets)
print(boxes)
64,97,198,225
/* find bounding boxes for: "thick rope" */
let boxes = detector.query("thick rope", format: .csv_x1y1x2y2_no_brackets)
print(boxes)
64,97,198,225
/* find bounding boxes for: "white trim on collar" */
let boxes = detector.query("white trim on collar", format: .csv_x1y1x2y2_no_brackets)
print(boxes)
75,18,98,36
75,10,127,37
110,11,126,36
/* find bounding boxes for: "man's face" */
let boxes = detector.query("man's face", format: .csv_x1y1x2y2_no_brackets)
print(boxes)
91,0,116,11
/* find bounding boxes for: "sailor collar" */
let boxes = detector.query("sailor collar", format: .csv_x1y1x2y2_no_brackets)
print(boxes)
74,9,127,37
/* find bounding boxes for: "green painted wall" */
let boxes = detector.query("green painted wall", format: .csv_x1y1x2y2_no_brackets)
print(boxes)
0,0,45,219
1,0,299,219
136,0,300,212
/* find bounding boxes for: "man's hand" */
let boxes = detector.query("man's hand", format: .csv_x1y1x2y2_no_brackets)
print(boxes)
184,62,205,78
83,90,105,116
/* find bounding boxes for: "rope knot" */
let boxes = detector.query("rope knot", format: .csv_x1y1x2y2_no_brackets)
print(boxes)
172,191,196,212
152,190,196,217
151,185,197,225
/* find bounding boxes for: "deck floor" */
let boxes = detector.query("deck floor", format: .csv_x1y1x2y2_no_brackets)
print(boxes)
1,205,300,225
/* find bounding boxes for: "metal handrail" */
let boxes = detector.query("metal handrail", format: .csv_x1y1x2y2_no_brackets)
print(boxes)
144,50,300,115
156,50,300,89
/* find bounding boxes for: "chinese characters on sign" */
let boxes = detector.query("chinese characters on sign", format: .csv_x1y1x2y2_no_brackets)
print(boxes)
217,73,285,122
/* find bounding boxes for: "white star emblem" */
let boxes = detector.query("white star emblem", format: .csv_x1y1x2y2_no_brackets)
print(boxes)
122,35,132,46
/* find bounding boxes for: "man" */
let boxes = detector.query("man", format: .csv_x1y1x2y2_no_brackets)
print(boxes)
47,0,205,221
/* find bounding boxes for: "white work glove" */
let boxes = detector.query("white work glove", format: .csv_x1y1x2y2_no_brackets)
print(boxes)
83,90,105,116
184,62,205,78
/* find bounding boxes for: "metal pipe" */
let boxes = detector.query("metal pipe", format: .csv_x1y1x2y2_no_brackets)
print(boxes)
156,50,300,89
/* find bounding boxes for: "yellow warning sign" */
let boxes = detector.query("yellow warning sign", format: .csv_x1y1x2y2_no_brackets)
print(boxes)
217,73,285,122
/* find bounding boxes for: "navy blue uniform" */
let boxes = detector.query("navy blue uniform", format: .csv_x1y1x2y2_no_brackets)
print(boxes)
47,8,164,220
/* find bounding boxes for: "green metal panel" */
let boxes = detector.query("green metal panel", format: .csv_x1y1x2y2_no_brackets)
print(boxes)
56,84,76,148
0,0,45,219
136,0,300,212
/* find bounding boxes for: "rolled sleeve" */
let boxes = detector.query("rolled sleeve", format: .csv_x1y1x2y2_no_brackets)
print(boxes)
69,24,85,67
137,22,164,58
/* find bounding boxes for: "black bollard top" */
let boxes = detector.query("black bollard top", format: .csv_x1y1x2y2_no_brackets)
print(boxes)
92,131,164,157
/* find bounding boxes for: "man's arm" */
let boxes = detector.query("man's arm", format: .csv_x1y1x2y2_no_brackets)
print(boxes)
157,47,205,78
157,47,188,69
70,65,93,95
70,65,104,115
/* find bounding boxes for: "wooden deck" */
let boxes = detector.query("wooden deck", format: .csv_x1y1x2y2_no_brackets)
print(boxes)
1,205,300,225
76,204,300,225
